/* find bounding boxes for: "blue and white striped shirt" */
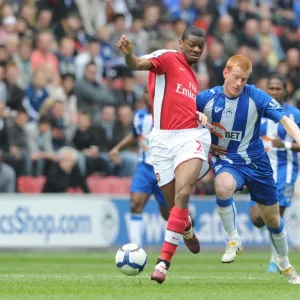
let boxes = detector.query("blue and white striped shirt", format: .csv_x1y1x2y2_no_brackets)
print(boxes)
132,108,153,165
261,104,300,184
196,84,285,164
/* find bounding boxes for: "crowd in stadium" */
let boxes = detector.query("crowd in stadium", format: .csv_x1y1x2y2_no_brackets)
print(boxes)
0,0,299,193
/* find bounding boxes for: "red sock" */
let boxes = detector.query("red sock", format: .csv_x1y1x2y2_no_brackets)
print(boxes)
184,216,191,231
160,206,189,262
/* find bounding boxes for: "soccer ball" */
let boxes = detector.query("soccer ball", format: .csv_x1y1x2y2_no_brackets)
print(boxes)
115,243,147,276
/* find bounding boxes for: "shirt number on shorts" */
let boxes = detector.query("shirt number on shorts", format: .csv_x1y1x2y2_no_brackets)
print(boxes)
195,141,202,154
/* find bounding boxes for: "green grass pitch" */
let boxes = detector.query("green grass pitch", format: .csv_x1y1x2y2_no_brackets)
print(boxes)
0,250,299,299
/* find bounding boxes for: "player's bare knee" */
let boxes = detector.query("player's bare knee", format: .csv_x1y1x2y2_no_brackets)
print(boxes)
215,183,234,199
215,176,235,199
264,214,280,229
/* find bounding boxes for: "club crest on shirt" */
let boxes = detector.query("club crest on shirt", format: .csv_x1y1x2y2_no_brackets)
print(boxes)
224,108,235,118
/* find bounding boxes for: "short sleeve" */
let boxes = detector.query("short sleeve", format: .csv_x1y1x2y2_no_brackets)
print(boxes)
196,88,219,112
142,50,176,75
263,98,285,123
246,85,285,123
196,91,207,112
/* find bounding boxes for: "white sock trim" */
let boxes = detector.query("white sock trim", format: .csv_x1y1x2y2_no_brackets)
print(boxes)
165,230,182,245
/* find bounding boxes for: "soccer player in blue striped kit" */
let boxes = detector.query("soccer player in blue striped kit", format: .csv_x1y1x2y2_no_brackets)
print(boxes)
249,74,300,273
196,55,300,284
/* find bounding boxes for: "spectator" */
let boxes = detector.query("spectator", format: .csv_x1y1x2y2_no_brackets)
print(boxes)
30,30,59,74
6,109,28,176
286,48,300,93
143,3,161,42
75,61,116,115
53,13,86,45
206,40,226,86
56,36,76,76
0,149,15,193
239,18,260,50
97,105,116,151
47,100,69,147
5,61,24,112
112,104,138,177
108,65,137,109
23,69,49,121
113,105,134,146
35,8,53,33
253,43,274,79
19,4,35,28
126,15,149,56
72,110,111,176
43,146,90,193
229,0,260,33
97,25,114,70
25,115,55,176
74,36,103,80
13,37,33,88
172,19,186,40
213,15,239,59
279,24,300,52
38,0,79,24
0,16,17,44
4,33,19,61
16,16,34,39
258,17,285,63
52,73,78,128
165,0,197,26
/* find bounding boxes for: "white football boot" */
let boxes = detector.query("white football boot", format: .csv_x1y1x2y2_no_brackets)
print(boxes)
221,240,243,263
276,261,300,285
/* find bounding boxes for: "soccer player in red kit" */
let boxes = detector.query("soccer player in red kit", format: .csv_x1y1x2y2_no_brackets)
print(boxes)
116,26,211,284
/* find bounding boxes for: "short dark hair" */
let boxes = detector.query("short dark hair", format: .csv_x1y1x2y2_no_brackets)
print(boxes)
181,26,205,41
61,72,75,80
267,74,287,91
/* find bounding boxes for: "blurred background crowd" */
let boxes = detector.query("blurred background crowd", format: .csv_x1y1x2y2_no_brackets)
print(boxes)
0,0,299,194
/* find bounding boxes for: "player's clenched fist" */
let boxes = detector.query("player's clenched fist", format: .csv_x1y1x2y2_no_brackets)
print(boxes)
116,35,133,55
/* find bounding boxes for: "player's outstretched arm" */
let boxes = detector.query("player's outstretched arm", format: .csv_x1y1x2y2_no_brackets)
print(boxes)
116,35,153,71
279,115,300,150
271,136,300,152
108,133,137,161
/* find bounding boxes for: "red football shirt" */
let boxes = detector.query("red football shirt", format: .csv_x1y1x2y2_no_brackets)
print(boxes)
145,50,198,130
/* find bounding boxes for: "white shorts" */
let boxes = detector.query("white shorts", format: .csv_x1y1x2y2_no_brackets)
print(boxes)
149,127,211,187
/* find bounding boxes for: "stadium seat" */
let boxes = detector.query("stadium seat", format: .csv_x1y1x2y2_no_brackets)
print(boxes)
87,176,132,194
67,187,83,194
18,176,46,193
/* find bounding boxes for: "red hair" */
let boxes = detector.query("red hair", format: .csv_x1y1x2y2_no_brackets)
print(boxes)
225,55,252,73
